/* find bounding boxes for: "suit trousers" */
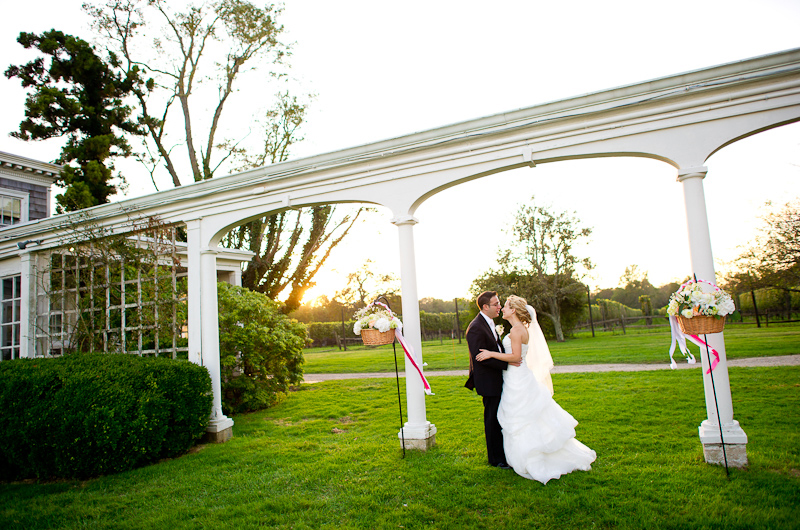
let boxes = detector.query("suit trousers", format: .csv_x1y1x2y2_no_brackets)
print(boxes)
483,395,506,466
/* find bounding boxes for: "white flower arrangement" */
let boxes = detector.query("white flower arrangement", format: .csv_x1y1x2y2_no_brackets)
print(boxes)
666,279,736,319
495,324,504,337
353,301,403,335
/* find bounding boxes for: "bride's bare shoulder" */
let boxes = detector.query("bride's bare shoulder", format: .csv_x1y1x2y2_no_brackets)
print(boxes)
510,324,529,344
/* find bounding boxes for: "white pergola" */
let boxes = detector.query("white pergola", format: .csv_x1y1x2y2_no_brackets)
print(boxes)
2,47,799,463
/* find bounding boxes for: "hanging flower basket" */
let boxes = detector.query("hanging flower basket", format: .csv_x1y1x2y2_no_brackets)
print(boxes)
353,301,403,346
360,328,396,345
677,314,725,335
667,278,734,335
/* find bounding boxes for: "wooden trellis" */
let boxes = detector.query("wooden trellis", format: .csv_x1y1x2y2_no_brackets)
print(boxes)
34,223,189,358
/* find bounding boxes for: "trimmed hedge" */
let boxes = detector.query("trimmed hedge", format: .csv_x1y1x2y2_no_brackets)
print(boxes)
306,321,356,347
0,353,212,480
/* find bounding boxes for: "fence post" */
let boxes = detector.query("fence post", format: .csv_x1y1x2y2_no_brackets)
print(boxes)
341,308,347,351
454,298,462,344
620,306,626,334
751,290,761,328
586,285,595,338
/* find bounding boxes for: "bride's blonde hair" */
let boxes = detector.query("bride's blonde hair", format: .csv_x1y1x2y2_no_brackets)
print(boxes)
507,295,532,326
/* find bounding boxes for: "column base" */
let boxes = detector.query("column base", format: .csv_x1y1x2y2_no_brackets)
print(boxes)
204,416,234,443
698,419,748,468
702,443,748,468
398,422,437,451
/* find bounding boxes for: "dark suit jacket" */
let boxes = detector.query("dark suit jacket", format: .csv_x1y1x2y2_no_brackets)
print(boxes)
465,313,507,396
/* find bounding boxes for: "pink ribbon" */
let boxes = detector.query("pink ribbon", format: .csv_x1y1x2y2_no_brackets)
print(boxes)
394,329,432,395
686,333,720,374
678,278,723,292
668,315,719,373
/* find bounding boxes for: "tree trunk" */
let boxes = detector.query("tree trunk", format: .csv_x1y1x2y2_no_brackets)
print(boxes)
553,317,565,342
546,296,565,342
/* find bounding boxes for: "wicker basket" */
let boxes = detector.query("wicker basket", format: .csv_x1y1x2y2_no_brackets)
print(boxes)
677,315,725,335
360,328,396,346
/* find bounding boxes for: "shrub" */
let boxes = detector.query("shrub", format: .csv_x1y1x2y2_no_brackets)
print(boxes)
0,353,212,480
217,283,307,414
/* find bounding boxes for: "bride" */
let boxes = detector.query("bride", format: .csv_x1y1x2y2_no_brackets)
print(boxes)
475,295,596,483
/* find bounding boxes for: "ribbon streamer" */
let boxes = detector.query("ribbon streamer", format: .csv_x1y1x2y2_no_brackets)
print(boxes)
394,329,433,395
668,316,719,373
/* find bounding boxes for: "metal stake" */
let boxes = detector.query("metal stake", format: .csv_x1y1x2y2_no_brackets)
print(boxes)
393,339,406,458
694,274,729,477
373,295,405,458
702,336,729,477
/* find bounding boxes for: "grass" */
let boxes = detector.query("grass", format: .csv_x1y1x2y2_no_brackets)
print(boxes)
1,367,798,529
303,322,800,374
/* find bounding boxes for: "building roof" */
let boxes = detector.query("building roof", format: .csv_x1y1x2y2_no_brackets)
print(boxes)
0,151,61,185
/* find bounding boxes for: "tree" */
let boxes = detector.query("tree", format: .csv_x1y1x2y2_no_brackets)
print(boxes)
5,30,144,212
722,199,799,321
611,264,658,309
233,91,310,169
86,0,290,186
289,294,349,323
223,205,365,312
654,281,681,309
88,1,361,311
733,199,800,292
497,199,593,341
471,269,585,340
419,297,470,314
334,259,400,309
219,93,364,312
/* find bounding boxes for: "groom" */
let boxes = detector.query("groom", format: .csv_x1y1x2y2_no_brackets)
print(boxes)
465,291,513,469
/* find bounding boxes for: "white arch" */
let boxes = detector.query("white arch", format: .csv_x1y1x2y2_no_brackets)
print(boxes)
3,47,800,459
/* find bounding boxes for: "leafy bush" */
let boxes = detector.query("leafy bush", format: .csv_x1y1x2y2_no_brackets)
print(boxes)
0,353,212,480
218,283,307,414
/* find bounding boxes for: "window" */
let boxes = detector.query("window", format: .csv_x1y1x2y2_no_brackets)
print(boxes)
1,275,21,361
0,190,28,226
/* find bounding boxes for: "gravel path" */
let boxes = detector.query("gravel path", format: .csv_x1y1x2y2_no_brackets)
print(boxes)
302,354,800,383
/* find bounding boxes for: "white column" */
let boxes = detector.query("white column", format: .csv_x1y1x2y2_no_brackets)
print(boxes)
678,166,747,466
391,215,436,450
18,250,36,358
186,220,202,366
187,219,234,442
200,247,234,441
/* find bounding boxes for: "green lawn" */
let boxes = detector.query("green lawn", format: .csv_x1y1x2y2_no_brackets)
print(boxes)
2,367,798,529
303,322,800,374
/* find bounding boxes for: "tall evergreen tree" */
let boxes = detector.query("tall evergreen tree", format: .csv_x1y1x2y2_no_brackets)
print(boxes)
5,30,144,212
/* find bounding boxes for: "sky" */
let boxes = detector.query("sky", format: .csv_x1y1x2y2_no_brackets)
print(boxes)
1,0,799,304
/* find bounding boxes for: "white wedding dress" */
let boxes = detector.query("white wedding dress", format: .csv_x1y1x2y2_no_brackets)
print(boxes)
498,334,596,483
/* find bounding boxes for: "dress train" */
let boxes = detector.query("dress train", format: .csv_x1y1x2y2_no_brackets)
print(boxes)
498,335,596,483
